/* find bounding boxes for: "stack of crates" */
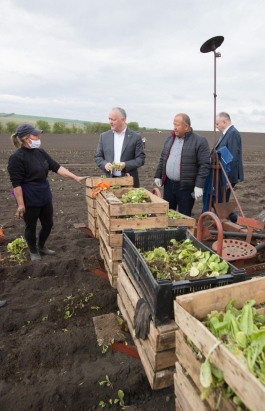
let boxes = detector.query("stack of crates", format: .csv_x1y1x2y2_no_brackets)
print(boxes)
85,176,134,239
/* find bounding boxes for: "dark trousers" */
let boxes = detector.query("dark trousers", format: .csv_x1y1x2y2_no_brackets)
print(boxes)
163,178,195,217
23,201,54,253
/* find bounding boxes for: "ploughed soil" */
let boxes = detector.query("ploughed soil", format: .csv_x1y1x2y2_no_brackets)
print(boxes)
0,130,264,411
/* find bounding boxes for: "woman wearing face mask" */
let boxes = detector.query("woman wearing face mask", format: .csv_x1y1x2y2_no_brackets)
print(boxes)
8,123,88,261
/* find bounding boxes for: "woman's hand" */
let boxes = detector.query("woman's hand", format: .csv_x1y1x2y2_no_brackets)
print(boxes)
15,206,25,219
74,176,89,185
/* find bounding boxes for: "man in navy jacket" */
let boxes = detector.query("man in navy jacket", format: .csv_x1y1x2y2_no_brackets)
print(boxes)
214,112,244,222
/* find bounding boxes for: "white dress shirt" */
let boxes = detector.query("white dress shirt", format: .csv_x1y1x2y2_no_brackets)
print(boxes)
113,127,126,176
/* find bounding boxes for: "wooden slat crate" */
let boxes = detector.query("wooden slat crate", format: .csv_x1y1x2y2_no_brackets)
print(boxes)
117,263,178,390
86,176,134,188
88,212,98,228
175,331,236,411
98,214,123,247
97,187,169,220
99,237,119,274
87,204,97,218
168,210,196,235
96,188,168,287
97,199,168,232
174,277,265,411
88,219,99,239
174,363,211,411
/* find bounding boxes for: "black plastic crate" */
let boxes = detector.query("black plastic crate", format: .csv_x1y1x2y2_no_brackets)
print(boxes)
122,227,246,326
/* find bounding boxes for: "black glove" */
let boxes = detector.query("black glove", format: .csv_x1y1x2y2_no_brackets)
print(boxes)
133,298,151,340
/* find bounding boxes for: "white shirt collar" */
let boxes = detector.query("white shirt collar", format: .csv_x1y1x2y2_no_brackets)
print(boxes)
223,124,232,136
114,126,127,137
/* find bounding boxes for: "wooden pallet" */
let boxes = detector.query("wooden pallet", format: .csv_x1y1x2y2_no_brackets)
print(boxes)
168,210,196,235
117,263,177,389
174,277,265,411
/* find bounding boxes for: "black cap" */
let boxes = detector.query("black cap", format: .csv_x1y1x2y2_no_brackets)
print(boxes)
15,123,43,140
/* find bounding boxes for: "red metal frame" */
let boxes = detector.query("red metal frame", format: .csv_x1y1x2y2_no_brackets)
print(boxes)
197,211,224,256
111,342,140,360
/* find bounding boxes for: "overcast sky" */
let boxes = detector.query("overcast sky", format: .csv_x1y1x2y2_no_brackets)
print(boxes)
1,0,264,131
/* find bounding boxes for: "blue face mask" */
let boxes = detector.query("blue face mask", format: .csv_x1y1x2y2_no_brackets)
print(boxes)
28,139,41,149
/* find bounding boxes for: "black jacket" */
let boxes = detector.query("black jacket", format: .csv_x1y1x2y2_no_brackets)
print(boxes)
154,129,210,190
8,147,60,207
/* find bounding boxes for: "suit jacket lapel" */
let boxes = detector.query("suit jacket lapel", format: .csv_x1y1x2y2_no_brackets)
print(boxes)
215,134,224,148
109,130,114,160
216,125,234,148
121,128,131,156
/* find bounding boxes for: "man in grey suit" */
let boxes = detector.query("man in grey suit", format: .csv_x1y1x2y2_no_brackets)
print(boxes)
214,112,244,222
94,107,145,187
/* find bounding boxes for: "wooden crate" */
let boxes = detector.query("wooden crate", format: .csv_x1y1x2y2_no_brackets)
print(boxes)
174,277,265,411
88,220,99,239
117,263,178,390
88,212,98,228
168,210,196,235
99,237,119,275
97,188,168,288
85,176,134,188
86,177,134,219
175,330,236,411
96,189,168,232
174,363,211,411
87,204,97,218
86,195,96,208
98,214,123,247
85,177,134,241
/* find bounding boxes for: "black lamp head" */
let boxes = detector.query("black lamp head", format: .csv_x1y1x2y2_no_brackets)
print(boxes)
200,36,224,53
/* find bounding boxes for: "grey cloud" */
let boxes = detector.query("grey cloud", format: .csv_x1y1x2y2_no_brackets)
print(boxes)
0,0,265,131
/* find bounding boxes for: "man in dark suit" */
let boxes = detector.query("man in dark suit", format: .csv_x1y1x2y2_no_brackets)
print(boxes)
214,112,244,222
94,107,145,187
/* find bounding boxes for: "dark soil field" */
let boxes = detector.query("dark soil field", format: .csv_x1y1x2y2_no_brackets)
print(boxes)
0,130,264,411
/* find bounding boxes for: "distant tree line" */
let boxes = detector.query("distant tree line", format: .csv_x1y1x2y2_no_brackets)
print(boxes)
0,120,142,134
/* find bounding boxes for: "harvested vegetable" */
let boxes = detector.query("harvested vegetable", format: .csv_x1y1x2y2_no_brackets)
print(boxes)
7,236,27,263
140,239,229,281
167,211,184,219
109,162,123,174
121,188,149,204
197,298,265,409
92,181,111,197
